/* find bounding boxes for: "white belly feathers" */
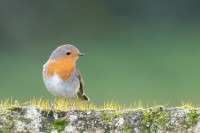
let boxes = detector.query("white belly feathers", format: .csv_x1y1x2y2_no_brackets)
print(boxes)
43,62,80,98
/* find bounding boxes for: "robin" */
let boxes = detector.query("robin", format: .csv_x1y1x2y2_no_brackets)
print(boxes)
43,44,89,117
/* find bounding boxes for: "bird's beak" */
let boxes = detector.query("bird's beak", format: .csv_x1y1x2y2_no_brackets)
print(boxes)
78,53,85,56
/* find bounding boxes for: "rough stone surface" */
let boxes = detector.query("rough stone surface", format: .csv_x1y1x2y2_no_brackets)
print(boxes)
0,106,199,133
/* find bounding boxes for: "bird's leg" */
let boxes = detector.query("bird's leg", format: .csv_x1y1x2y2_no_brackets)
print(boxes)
64,98,75,119
47,97,58,116
50,97,58,111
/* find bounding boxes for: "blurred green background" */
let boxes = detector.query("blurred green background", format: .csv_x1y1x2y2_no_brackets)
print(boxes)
0,0,200,107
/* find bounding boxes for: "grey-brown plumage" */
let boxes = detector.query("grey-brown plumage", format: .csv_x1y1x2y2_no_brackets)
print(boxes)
75,67,90,101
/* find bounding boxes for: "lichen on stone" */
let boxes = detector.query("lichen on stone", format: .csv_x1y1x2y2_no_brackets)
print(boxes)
0,106,200,132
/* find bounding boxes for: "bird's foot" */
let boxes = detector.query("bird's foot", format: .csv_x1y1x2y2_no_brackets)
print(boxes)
62,110,74,119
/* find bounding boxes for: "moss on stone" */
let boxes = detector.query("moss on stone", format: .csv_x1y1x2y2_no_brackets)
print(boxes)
188,109,198,126
1,105,200,132
6,114,13,120
102,111,123,123
113,111,123,118
19,116,32,124
85,115,95,120
0,120,15,132
157,115,168,127
102,113,112,123
9,123,15,130
52,119,69,132
7,106,21,111
124,120,134,133
142,106,168,132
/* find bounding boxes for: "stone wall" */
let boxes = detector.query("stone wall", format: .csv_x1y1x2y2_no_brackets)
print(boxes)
0,106,200,133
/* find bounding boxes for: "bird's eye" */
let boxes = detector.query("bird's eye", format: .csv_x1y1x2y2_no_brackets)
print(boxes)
66,52,71,55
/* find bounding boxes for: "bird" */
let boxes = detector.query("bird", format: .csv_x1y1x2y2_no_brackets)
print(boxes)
42,44,89,117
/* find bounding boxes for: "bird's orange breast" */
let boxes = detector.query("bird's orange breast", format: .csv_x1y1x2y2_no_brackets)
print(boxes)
46,56,76,81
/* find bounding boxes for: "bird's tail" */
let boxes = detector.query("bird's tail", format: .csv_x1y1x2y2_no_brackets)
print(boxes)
77,92,90,101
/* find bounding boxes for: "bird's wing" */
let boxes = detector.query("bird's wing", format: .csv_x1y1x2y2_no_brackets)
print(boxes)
75,67,90,101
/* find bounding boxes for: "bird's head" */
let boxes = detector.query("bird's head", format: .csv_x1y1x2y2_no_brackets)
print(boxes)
50,44,85,63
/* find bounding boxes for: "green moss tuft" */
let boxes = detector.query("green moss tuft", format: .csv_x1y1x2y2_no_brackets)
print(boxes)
7,106,21,111
102,111,123,123
6,114,13,120
157,116,168,127
53,119,69,132
188,109,198,126
113,111,123,118
102,113,112,123
142,106,168,132
19,117,32,124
